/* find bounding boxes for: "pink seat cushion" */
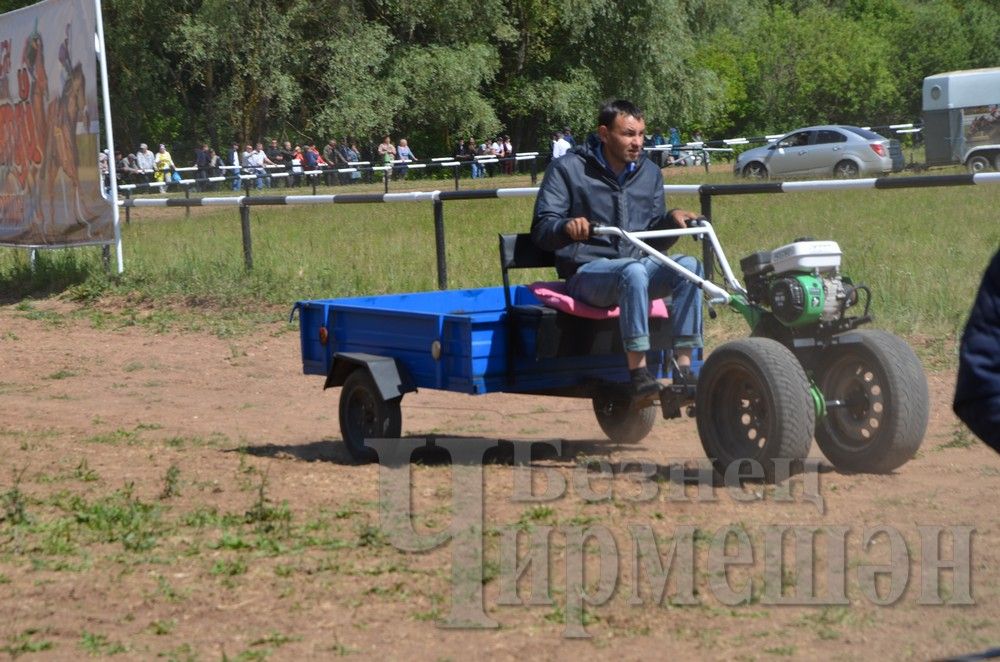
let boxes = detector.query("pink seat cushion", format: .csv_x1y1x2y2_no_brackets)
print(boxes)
527,281,669,320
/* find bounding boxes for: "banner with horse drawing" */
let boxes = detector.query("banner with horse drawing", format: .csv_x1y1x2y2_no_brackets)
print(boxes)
0,0,112,247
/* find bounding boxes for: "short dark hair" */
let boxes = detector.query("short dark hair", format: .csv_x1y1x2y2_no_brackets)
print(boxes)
598,99,644,129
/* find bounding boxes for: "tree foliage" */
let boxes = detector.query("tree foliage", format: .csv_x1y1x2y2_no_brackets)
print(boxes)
0,0,996,153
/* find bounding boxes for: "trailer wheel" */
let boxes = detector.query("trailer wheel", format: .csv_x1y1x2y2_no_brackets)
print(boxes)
814,330,928,473
966,155,991,173
338,369,402,462
696,338,814,480
592,395,657,444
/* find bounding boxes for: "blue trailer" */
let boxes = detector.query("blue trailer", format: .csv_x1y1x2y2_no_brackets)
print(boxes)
295,223,929,477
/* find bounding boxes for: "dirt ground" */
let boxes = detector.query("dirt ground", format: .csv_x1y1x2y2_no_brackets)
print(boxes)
1,299,998,661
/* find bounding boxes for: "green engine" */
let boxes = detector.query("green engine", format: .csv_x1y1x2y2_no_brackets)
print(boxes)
740,240,858,329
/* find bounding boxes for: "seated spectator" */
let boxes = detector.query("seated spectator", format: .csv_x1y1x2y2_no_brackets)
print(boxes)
98,149,110,193
116,151,143,184
344,142,362,182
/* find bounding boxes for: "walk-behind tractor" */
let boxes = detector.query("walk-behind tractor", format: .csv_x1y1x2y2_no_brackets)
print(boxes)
295,219,929,478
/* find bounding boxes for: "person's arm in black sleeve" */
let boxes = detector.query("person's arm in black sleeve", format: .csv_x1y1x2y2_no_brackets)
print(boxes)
954,249,1000,453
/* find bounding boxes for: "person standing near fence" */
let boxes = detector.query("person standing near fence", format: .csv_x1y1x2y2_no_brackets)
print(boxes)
246,143,275,189
502,135,514,174
229,142,243,191
195,143,212,191
135,143,155,183
154,144,176,185
396,138,416,180
281,141,299,187
377,136,396,181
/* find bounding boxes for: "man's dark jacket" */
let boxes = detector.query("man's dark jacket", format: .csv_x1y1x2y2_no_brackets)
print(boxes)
954,249,1000,453
531,136,675,278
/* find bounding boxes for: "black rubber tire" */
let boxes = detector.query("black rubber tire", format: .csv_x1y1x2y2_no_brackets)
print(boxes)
813,330,928,473
834,160,860,178
966,155,991,174
592,395,657,444
338,369,402,462
696,338,814,480
742,162,767,179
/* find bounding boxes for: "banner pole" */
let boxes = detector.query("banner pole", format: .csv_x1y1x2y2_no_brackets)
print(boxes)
93,0,122,273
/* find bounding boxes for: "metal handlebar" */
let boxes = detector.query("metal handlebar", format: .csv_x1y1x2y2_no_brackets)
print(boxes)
590,221,747,304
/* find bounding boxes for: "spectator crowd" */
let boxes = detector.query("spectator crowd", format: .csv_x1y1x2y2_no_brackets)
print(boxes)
111,132,528,192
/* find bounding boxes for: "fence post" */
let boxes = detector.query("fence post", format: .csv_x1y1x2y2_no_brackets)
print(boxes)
453,164,460,191
184,183,191,218
101,244,111,272
123,189,131,225
384,168,390,193
699,189,714,282
530,158,538,185
702,150,710,174
240,203,253,271
433,198,448,290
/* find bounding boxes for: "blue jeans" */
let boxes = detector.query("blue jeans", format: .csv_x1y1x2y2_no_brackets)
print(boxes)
566,255,703,352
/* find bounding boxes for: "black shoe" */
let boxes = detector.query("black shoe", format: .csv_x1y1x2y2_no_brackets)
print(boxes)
672,365,698,389
630,368,661,398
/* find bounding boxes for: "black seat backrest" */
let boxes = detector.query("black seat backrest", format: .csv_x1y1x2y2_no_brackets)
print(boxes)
499,233,556,310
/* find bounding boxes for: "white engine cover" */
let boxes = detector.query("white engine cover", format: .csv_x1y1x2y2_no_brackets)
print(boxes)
769,240,842,274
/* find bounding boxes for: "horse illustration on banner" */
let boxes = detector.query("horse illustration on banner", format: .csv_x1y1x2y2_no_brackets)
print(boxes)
0,0,111,247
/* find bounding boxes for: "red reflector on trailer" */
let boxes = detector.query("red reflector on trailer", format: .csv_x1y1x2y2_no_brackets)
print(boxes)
318,327,328,345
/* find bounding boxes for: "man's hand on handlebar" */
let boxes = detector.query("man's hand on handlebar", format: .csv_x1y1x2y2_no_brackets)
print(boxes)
564,217,591,242
668,209,702,228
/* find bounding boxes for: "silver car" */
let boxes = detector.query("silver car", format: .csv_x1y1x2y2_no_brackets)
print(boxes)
734,125,902,179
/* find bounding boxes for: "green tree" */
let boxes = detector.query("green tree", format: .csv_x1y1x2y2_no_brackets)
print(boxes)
745,5,899,130
175,0,301,145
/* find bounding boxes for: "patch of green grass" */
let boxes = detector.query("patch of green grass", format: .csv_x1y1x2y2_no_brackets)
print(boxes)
148,619,177,635
2,466,32,525
84,428,142,445
68,482,161,551
79,630,126,656
211,558,248,577
159,463,182,499
43,369,77,380
2,628,54,657
73,459,101,482
250,632,300,648
938,426,977,450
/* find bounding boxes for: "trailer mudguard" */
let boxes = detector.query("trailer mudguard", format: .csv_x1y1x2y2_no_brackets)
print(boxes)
324,352,416,401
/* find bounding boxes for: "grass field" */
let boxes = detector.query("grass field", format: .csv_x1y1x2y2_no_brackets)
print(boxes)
2,166,997,361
